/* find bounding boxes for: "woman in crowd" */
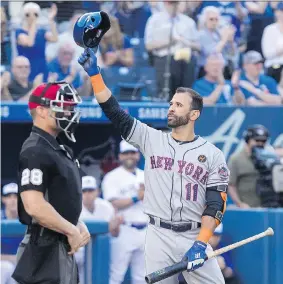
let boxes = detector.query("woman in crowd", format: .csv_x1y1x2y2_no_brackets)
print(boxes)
15,2,58,81
99,16,134,68
198,6,238,79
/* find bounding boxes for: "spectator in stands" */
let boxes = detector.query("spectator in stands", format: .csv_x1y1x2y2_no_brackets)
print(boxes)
1,183,21,284
195,1,247,40
115,2,152,38
52,1,83,33
244,1,275,55
238,51,282,105
100,16,134,68
1,7,11,69
193,53,245,105
209,224,240,284
1,56,33,101
48,42,83,89
145,1,200,100
261,2,283,83
198,6,239,79
46,11,82,62
76,176,123,284
16,2,58,81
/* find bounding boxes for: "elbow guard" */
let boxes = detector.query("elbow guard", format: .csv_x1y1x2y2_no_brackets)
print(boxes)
202,185,227,223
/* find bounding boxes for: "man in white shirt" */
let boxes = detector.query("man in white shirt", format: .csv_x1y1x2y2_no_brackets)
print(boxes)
102,140,147,284
76,175,123,284
144,1,200,100
261,2,283,83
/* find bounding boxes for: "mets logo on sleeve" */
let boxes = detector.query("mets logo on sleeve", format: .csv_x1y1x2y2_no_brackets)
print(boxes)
198,155,207,163
218,165,229,181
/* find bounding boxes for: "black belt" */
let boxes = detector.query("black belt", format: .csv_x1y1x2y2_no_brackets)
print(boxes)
149,216,201,233
27,224,68,244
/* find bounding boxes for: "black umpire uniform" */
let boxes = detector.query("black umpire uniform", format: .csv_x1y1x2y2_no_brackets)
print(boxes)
12,82,83,284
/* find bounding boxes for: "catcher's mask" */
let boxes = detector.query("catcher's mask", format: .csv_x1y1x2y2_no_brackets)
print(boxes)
73,11,111,51
29,82,82,142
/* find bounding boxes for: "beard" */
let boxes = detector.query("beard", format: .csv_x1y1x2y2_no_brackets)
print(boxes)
122,158,138,170
167,113,190,128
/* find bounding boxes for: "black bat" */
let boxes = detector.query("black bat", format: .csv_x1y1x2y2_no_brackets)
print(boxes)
145,256,210,284
145,260,188,284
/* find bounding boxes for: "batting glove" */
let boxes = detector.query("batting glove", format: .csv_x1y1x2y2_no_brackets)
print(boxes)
183,241,207,272
78,48,100,77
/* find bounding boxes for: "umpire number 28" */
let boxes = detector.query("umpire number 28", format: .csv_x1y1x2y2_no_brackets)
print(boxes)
21,169,43,186
186,183,198,201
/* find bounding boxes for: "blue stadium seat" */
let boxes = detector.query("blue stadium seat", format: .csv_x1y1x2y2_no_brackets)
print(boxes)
101,66,157,101
130,38,150,67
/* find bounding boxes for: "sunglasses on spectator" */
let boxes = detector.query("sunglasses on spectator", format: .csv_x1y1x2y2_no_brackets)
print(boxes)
25,13,38,17
15,65,30,69
209,18,219,22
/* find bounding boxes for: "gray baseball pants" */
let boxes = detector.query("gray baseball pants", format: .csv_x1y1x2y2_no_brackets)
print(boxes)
145,224,225,284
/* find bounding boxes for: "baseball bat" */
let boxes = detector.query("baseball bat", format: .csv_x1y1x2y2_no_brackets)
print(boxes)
145,227,274,284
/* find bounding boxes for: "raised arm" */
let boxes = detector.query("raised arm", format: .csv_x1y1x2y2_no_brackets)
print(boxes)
78,48,160,153
78,48,134,138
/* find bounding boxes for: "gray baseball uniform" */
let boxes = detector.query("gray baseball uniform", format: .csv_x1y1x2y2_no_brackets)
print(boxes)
125,119,229,284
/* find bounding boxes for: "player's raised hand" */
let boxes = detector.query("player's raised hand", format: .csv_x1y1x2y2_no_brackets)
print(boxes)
183,241,207,272
78,48,100,77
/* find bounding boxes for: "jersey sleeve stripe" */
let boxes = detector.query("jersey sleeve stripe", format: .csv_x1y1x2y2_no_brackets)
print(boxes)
126,118,137,142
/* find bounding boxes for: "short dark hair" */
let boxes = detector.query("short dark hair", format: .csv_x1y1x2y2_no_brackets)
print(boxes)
175,87,203,114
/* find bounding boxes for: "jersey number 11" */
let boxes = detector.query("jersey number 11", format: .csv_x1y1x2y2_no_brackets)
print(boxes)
185,183,198,201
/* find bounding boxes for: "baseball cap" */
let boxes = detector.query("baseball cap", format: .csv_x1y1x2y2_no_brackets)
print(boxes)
119,140,138,154
214,223,223,236
2,183,18,196
82,176,97,191
243,51,264,64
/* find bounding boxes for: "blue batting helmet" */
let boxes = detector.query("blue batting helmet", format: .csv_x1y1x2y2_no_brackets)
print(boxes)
73,11,110,49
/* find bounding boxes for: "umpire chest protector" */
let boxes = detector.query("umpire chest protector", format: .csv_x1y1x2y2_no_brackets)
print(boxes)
18,126,82,225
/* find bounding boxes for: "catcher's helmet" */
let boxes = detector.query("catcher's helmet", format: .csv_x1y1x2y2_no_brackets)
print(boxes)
29,82,82,143
73,11,110,51
243,124,269,143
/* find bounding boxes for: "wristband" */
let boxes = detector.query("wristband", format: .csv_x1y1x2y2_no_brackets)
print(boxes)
196,227,213,244
90,74,106,94
132,196,139,204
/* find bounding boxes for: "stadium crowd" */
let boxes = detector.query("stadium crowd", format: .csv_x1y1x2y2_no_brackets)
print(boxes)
1,0,283,104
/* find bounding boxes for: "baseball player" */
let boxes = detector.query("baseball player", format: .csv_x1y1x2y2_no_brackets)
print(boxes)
102,140,147,284
78,48,229,284
76,175,123,284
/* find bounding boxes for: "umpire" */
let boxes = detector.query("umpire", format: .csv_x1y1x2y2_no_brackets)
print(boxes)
12,82,90,284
